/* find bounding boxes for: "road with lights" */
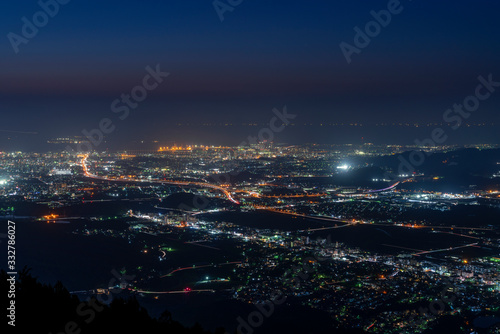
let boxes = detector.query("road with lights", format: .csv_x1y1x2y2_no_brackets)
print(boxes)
81,155,240,204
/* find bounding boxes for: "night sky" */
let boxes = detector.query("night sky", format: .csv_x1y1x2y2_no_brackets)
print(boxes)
1,0,500,150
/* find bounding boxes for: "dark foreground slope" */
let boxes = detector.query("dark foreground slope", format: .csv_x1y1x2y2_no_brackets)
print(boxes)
1,268,369,334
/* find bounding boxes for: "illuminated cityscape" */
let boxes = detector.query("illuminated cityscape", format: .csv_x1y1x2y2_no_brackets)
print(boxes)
1,143,500,332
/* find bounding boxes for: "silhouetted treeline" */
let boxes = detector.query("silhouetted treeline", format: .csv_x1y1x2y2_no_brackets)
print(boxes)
1,268,223,334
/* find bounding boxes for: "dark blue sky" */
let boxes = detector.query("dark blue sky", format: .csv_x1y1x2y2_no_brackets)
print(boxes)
1,0,500,149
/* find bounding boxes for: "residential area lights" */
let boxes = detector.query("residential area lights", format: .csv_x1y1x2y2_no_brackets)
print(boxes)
80,155,240,205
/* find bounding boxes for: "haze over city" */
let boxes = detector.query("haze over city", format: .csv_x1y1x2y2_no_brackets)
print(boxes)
1,1,500,150
1,1,500,334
